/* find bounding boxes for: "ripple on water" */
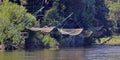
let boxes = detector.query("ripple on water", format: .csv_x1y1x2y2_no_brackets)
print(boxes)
85,46,120,60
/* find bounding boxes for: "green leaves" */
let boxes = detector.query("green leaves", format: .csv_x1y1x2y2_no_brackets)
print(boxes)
108,2,120,21
43,0,63,26
0,1,38,45
42,34,58,48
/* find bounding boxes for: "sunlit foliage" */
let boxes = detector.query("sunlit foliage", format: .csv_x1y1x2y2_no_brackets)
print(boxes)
0,0,38,46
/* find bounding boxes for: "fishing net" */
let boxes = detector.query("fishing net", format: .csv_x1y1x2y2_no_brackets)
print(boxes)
40,26,55,33
81,26,103,37
89,26,103,32
28,27,42,31
29,26,55,33
88,26,104,37
82,30,93,37
58,28,83,36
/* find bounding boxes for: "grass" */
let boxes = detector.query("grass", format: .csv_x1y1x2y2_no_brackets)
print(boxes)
96,36,120,45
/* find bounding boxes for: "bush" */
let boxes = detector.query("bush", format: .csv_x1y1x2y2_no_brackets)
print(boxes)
0,0,39,50
42,34,58,48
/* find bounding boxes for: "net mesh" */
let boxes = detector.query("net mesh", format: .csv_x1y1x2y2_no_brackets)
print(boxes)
87,26,104,37
89,26,103,32
82,30,93,37
81,26,103,37
58,28,83,36
29,26,55,33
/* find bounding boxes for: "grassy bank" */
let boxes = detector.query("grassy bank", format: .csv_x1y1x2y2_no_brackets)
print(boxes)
96,36,120,45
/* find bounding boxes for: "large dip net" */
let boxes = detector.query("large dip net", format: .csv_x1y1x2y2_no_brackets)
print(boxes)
80,26,103,37
28,26,55,33
89,26,103,37
57,28,83,36
28,26,103,36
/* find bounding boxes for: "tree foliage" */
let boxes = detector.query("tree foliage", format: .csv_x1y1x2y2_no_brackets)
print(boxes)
0,0,120,49
0,1,38,46
105,0,120,33
43,0,64,26
42,34,58,48
107,1,120,21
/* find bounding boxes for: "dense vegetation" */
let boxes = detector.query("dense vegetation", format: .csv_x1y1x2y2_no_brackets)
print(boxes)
0,0,120,50
0,0,39,50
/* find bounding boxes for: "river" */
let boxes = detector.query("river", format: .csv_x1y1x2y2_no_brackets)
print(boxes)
0,45,120,60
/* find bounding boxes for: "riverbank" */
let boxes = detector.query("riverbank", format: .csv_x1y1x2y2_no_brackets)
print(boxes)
96,36,120,45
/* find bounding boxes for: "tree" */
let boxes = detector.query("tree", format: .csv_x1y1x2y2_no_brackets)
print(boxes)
43,0,64,26
0,0,39,50
108,2,120,21
105,0,120,34
6,0,113,47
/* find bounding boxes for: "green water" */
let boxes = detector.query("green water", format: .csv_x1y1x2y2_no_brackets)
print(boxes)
0,46,120,60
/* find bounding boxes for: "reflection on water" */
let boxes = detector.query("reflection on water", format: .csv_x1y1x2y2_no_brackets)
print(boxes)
85,46,120,60
0,46,120,60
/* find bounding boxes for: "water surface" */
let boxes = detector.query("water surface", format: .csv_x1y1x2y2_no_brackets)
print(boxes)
0,46,120,60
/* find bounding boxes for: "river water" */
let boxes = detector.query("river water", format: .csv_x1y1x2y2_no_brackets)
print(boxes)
0,45,120,60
